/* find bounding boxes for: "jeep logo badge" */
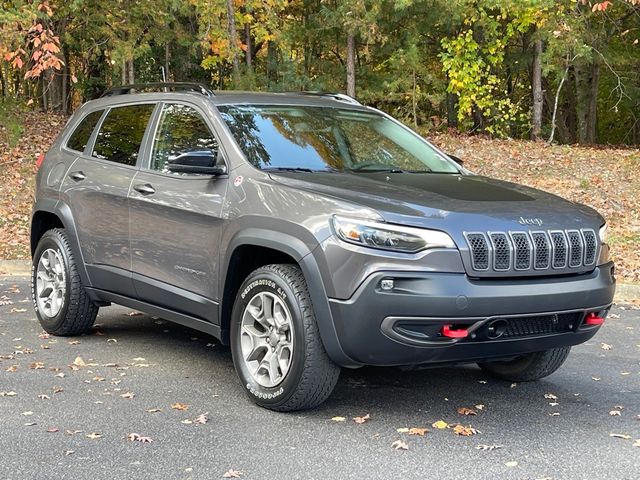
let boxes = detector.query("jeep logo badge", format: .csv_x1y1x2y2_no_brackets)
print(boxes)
518,216,544,227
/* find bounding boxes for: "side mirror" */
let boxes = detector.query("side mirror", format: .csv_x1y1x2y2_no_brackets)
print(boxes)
167,150,227,175
448,154,464,166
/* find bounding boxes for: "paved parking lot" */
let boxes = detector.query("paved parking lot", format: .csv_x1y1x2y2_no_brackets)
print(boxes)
1,276,638,480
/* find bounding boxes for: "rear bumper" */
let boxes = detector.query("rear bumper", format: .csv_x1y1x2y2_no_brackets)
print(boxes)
327,263,616,366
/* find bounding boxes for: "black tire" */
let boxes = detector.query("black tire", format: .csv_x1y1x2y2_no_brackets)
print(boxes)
31,228,98,336
478,347,571,382
230,264,340,411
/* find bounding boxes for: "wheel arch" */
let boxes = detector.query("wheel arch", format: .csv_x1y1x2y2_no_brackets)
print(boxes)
31,199,92,287
219,229,358,367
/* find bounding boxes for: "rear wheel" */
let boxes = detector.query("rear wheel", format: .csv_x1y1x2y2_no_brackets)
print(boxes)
478,347,571,382
31,228,98,336
230,264,340,411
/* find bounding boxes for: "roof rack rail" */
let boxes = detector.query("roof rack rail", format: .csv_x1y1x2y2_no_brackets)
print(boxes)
298,91,361,105
101,82,214,98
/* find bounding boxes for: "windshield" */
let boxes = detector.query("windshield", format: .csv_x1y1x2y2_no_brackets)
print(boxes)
217,105,460,174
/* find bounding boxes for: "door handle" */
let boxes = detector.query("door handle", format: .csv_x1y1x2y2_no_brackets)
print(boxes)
133,183,156,195
69,171,85,181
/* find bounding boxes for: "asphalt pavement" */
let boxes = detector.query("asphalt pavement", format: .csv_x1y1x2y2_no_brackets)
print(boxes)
1,276,638,480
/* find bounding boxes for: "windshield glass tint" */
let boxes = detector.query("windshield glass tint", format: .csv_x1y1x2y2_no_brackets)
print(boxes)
218,105,459,173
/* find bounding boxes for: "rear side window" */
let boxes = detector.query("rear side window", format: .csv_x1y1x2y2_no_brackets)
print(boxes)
92,104,155,166
66,110,103,153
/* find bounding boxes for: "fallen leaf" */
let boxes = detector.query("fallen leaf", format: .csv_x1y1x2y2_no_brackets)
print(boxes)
592,377,601,382
107,338,117,343
475,404,485,410
146,408,162,413
391,439,409,450
65,430,82,436
408,427,428,436
432,420,449,429
72,356,86,367
29,361,44,369
0,391,17,396
452,424,480,436
353,413,370,424
396,427,410,433
549,412,561,416
505,461,518,467
38,394,50,400
223,470,243,478
127,433,153,443
476,444,503,451
457,407,477,416
120,392,135,399
171,402,189,411
127,311,143,316
601,343,612,351
510,383,517,389
68,340,80,345
194,413,209,425
52,386,64,393
331,416,346,422
633,439,640,448
22,411,33,416
5,365,18,372
24,422,37,426
46,427,59,433
54,372,65,378
64,450,74,456
86,432,102,440
610,410,621,416
610,433,631,440
544,393,558,400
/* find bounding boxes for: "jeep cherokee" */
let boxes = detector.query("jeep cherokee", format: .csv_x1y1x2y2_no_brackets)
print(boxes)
31,82,616,411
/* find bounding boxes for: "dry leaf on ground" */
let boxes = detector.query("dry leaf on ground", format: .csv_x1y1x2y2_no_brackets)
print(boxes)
353,414,370,424
391,440,409,450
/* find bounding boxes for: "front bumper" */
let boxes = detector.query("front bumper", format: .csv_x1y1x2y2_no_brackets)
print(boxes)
327,263,616,366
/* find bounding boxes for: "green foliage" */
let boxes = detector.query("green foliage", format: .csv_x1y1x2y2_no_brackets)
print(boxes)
1,0,640,144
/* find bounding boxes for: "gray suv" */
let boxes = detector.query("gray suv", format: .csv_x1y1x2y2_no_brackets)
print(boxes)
31,83,616,411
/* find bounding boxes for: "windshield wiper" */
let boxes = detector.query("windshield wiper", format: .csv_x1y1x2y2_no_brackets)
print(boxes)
348,167,406,173
263,166,342,173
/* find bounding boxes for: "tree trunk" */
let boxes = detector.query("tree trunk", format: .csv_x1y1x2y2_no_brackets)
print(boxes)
531,38,543,140
245,23,252,71
574,61,599,144
121,58,127,85
266,40,277,85
226,0,240,83
127,59,135,85
165,43,171,81
346,33,356,98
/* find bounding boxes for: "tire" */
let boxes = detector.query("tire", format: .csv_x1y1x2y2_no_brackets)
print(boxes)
230,264,340,411
31,228,98,336
478,347,571,382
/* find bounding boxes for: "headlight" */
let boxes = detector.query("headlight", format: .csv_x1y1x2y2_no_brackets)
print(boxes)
331,215,456,253
599,223,608,243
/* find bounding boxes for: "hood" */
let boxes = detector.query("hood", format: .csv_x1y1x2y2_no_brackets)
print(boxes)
268,171,604,232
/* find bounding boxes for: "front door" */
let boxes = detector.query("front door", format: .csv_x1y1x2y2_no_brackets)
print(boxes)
128,102,228,322
60,103,155,295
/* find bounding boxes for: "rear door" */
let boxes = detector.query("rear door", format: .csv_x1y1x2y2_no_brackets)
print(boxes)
128,102,228,322
59,103,156,295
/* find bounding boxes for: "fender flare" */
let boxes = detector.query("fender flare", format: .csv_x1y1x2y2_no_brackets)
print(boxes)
31,199,92,288
222,228,360,368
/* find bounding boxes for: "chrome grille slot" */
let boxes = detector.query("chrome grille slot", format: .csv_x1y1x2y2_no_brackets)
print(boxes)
465,233,489,270
567,230,583,268
489,233,511,271
550,231,568,269
531,231,551,269
511,232,532,270
582,229,597,265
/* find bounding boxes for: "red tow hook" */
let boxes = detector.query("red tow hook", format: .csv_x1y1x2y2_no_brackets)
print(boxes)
441,324,469,339
584,313,605,326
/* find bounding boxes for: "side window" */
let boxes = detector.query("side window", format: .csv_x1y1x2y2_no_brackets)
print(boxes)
92,104,155,166
150,104,218,174
66,110,103,153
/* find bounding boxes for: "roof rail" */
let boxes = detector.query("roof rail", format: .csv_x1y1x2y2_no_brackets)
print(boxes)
101,82,214,98
298,91,361,105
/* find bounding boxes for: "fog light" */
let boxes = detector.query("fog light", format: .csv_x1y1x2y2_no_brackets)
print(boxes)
380,279,394,291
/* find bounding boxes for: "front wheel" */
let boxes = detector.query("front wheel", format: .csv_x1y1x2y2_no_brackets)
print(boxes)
31,228,98,336
230,264,340,411
478,347,571,382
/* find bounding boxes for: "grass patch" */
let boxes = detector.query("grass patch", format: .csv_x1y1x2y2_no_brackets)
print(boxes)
0,99,26,148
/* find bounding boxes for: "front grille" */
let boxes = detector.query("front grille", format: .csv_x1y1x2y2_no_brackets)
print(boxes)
501,312,580,338
464,228,598,275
